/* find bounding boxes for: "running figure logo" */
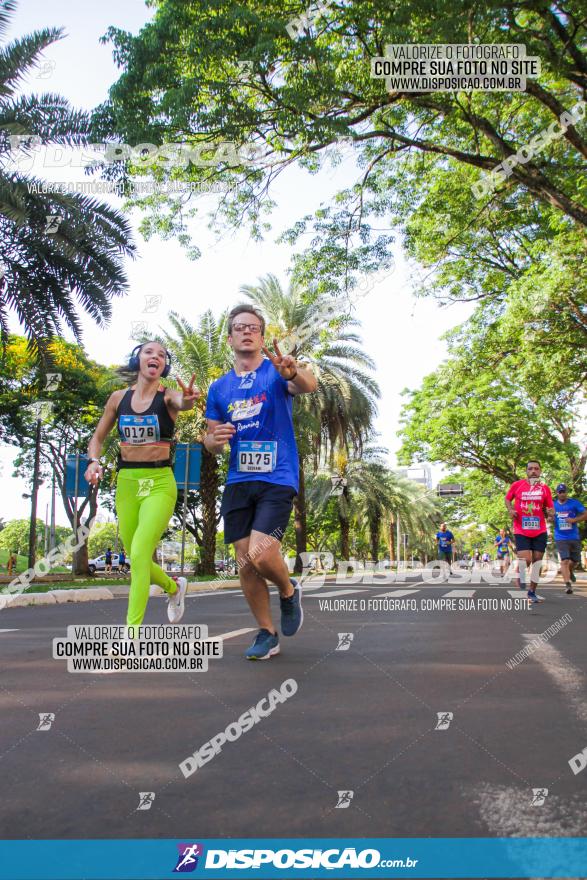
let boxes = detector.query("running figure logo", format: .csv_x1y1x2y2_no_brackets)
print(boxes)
44,214,63,234
238,370,256,389
335,790,354,809
143,295,162,313
130,320,149,337
36,713,55,731
531,788,548,805
137,478,155,498
44,373,62,391
336,633,354,651
37,59,56,79
28,401,54,422
330,475,347,496
136,792,155,810
173,843,204,873
435,712,453,730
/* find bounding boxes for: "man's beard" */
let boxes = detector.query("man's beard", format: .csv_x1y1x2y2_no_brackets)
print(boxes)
527,477,540,486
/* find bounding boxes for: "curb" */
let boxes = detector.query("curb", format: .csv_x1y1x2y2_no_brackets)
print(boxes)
0,587,114,610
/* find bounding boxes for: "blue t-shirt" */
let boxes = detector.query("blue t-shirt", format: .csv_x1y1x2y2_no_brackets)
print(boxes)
495,535,511,555
554,498,585,541
436,530,454,551
206,359,299,492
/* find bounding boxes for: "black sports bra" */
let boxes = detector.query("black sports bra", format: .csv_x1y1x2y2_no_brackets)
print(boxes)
115,388,176,469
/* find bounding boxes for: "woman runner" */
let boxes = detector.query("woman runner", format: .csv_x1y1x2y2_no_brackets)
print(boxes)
84,340,200,627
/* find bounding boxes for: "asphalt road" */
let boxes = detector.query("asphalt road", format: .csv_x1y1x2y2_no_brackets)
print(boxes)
1,574,586,844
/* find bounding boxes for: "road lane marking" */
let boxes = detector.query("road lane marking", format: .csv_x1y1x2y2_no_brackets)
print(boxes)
372,590,420,598
521,633,587,725
203,627,256,642
0,629,19,633
442,589,476,598
305,589,366,598
187,589,242,597
471,782,586,837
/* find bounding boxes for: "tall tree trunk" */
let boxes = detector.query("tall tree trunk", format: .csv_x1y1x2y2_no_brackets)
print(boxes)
72,498,97,575
294,461,307,574
389,515,396,561
369,515,380,563
200,446,219,576
339,514,350,559
28,418,42,569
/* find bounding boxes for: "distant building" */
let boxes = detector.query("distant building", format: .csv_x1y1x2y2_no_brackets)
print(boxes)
395,464,432,489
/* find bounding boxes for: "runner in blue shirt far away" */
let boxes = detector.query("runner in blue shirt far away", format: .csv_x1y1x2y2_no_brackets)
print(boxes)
553,483,587,594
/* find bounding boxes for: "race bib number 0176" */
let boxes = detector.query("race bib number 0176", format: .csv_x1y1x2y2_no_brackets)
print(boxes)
119,414,160,444
237,440,277,473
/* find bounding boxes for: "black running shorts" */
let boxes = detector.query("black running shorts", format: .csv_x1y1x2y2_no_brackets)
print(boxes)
221,480,296,544
513,532,548,553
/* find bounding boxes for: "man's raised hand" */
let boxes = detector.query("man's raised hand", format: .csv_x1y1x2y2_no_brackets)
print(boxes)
262,339,297,380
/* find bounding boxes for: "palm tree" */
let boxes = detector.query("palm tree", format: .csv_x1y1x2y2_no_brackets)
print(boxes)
309,447,441,563
163,310,233,575
241,274,379,570
385,482,440,564
0,0,135,359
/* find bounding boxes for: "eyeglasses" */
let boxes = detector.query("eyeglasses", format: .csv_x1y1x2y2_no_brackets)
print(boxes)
232,323,263,334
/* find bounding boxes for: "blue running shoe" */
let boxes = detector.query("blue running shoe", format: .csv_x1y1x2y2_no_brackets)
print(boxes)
280,578,303,636
245,628,280,660
527,590,544,604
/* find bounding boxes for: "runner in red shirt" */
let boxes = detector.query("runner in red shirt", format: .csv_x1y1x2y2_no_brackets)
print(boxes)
505,460,555,603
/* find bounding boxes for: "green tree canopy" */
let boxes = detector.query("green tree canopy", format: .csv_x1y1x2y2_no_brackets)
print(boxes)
94,0,585,300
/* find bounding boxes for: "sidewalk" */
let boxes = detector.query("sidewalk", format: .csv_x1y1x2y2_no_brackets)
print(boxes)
108,579,241,597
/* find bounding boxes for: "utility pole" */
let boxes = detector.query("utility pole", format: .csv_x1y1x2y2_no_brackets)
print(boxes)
27,417,42,570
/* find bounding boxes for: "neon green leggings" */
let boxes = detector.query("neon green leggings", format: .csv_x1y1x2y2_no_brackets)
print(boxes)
115,467,179,627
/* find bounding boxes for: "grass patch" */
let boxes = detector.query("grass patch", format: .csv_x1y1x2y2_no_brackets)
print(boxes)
0,548,70,574
2,573,240,594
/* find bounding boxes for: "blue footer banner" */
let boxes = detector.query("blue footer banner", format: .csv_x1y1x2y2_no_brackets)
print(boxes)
1,838,587,879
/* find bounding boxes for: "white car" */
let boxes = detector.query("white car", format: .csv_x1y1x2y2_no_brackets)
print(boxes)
88,554,130,574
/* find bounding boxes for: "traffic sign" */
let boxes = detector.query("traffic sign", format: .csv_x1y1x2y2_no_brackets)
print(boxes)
174,443,202,490
437,483,464,496
65,454,90,498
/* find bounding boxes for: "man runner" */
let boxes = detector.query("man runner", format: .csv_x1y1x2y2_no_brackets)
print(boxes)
204,304,317,660
435,523,455,566
505,460,555,604
553,483,587,594
494,528,512,576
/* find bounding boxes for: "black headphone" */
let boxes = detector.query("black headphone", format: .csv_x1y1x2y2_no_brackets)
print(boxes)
128,343,172,378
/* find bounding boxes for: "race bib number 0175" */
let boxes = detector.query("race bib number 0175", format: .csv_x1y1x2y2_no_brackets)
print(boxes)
237,440,277,473
119,414,160,444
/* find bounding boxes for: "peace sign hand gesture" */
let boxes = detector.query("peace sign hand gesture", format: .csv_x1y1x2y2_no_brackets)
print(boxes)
177,374,201,409
262,340,297,380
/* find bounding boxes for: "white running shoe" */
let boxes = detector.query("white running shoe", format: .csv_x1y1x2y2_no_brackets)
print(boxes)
167,576,187,623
